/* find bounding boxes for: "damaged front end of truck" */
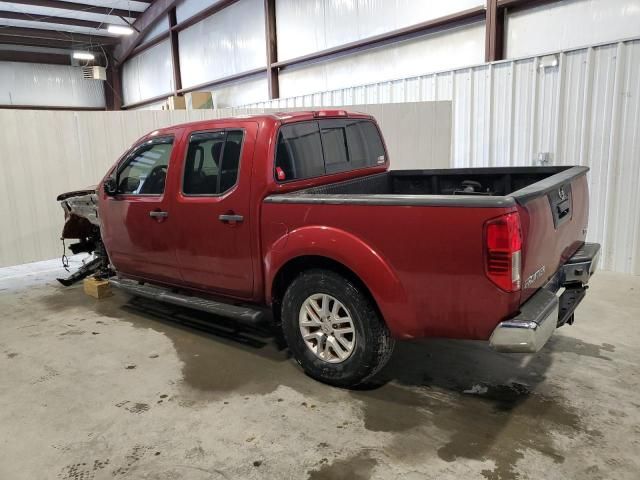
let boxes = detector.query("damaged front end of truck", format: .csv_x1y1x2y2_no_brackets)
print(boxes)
57,188,111,286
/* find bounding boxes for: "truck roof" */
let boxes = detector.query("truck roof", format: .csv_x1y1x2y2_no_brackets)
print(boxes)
146,110,374,137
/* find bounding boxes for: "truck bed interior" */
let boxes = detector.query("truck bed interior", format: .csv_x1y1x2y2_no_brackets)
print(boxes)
296,166,575,197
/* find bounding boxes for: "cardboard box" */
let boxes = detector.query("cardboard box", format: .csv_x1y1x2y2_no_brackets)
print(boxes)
162,95,186,110
83,277,112,299
186,91,213,110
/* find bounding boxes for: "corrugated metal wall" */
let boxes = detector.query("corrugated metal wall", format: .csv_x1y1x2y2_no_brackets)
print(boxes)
244,38,640,275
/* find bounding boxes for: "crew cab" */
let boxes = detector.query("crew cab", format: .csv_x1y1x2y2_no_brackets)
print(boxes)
58,110,600,387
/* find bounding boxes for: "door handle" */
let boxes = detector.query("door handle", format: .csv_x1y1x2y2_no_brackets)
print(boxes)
219,213,244,223
149,210,169,218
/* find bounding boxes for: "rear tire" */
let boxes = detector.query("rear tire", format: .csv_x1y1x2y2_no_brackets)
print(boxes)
281,269,395,388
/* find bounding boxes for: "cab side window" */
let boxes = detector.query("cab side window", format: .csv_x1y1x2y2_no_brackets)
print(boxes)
117,138,173,195
274,119,385,182
183,130,244,195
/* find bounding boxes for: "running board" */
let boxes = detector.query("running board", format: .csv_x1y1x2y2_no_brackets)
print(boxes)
109,278,265,325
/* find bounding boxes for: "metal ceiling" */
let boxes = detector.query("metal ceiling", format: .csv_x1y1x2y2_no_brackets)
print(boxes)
0,0,152,50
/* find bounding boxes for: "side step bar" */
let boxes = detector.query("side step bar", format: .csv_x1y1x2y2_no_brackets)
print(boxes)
109,278,265,325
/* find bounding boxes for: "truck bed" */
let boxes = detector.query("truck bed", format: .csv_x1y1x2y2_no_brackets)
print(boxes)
265,166,588,207
263,165,590,340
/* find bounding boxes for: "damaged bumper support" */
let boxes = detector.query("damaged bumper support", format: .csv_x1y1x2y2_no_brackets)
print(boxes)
56,189,111,286
489,242,601,353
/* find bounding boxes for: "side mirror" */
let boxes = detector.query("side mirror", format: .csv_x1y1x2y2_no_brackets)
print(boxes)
104,177,117,196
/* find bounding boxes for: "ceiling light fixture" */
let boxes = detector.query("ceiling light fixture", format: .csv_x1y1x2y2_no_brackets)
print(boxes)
107,25,134,35
73,51,95,60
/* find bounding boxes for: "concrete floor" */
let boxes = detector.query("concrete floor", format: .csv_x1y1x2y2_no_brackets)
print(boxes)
1,259,639,480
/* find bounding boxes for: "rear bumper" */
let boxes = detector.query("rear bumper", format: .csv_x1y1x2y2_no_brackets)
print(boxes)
489,242,601,353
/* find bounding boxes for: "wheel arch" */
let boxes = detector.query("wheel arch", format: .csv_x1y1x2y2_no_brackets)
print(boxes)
265,225,410,336
271,255,380,317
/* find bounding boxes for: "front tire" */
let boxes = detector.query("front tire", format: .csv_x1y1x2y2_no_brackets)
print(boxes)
281,269,395,388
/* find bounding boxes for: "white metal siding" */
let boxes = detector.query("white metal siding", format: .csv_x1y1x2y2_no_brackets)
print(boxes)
244,38,640,275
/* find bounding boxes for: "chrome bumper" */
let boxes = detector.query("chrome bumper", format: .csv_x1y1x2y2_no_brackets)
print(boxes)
490,242,600,353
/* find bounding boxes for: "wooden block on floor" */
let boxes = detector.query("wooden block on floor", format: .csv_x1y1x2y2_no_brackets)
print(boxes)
83,277,112,299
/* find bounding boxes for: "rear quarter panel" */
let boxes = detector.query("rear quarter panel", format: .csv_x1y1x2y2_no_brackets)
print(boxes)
262,202,521,340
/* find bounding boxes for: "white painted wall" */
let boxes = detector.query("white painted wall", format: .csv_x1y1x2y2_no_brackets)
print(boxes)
0,102,450,267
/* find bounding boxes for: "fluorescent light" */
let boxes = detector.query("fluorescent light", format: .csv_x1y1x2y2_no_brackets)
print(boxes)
107,25,134,35
73,51,95,60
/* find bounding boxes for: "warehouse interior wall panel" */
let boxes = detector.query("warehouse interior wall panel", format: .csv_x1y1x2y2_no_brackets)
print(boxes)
0,62,105,108
0,102,445,268
178,0,266,89
176,0,226,24
243,37,640,275
275,0,485,61
122,40,174,106
505,0,640,59
279,21,486,98
139,14,171,46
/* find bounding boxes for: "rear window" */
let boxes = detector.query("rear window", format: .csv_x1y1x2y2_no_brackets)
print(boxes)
275,119,385,182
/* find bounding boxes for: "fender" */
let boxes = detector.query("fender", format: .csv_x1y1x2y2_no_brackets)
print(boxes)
265,225,413,337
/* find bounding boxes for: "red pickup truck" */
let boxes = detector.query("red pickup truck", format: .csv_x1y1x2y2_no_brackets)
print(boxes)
58,110,600,387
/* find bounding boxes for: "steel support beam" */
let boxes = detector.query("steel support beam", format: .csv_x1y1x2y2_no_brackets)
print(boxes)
105,55,123,111
497,0,564,11
121,92,173,110
171,0,239,33
0,33,77,48
168,7,182,93
126,0,242,59
176,67,267,96
3,0,140,19
263,0,279,99
113,0,178,63
0,48,71,64
486,0,505,62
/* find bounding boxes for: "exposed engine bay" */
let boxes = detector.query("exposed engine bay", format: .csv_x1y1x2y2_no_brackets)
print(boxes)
57,188,111,286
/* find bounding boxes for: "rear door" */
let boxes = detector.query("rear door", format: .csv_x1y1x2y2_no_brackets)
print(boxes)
172,122,257,299
100,132,183,284
516,170,590,301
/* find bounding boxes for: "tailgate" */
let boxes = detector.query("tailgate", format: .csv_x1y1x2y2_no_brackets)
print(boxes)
512,167,590,302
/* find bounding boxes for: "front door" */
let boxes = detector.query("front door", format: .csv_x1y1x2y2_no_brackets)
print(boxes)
172,123,256,299
100,133,183,284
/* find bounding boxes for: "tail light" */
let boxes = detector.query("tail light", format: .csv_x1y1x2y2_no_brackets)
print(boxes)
484,212,522,292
